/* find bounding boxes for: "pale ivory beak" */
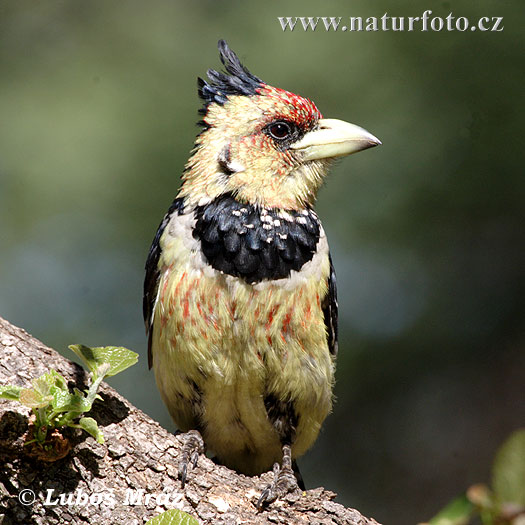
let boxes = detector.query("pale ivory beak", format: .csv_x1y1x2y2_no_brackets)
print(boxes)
291,118,381,161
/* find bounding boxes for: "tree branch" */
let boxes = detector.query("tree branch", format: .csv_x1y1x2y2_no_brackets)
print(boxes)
0,316,380,524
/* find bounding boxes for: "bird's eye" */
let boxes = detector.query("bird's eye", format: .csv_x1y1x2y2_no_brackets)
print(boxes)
267,121,292,141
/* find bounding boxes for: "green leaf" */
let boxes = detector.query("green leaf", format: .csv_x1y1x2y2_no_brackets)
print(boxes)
32,370,68,396
47,369,68,390
50,386,74,411
32,375,52,397
84,364,110,407
145,509,199,525
69,345,138,378
19,387,52,409
77,417,104,444
51,387,91,413
0,385,22,401
492,428,525,506
427,494,475,525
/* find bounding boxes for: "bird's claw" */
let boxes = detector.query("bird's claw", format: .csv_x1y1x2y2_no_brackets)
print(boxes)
178,429,205,487
256,445,299,509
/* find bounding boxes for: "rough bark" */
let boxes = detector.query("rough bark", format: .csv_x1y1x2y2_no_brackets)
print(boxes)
0,316,380,525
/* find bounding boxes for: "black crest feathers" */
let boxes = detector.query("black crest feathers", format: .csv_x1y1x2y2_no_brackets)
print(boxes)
198,40,263,115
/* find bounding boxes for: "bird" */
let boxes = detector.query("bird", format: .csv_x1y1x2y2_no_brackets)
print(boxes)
143,40,380,507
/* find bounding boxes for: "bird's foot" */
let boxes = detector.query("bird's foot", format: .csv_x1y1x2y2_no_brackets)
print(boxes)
178,429,205,487
257,444,299,509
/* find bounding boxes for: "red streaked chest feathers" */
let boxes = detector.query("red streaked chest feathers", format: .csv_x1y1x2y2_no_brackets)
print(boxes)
149,207,335,474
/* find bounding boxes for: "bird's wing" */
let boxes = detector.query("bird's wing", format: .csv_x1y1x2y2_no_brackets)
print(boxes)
322,253,338,357
143,197,185,368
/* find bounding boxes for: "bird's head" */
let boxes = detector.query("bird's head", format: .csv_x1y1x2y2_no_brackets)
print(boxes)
180,40,380,210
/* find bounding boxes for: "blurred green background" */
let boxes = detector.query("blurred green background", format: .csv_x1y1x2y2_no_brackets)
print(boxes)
1,1,524,523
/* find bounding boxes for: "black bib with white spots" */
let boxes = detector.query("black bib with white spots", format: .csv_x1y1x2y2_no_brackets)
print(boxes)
192,194,321,284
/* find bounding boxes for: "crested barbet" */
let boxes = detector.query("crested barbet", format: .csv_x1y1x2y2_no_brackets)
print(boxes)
144,40,380,507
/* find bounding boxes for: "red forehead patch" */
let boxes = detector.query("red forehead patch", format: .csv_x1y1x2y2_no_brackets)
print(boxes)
257,84,322,126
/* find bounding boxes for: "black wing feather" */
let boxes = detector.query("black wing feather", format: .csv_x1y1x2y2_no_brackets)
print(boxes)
322,253,338,356
143,197,185,368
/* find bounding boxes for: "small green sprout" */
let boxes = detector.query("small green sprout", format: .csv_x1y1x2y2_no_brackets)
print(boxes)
0,344,138,458
424,429,525,525
145,509,199,525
